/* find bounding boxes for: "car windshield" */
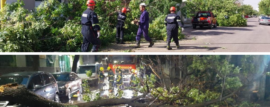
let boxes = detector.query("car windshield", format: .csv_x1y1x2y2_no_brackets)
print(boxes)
53,74,70,81
262,17,270,19
197,13,211,17
77,66,96,74
0,76,29,86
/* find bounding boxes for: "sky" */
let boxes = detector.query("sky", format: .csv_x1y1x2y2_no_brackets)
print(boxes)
243,0,261,11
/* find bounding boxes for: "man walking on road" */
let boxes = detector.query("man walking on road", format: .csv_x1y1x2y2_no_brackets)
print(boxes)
134,3,154,48
116,8,127,44
81,0,100,52
165,7,184,50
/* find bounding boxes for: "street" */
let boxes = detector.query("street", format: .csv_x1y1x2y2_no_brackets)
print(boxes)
102,18,270,52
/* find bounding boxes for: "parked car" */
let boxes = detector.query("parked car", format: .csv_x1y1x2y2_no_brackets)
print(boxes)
52,72,82,102
259,17,270,25
258,15,266,22
192,11,218,29
0,71,60,104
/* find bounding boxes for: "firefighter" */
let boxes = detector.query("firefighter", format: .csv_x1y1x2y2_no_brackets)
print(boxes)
107,66,115,92
164,6,184,50
81,0,100,52
98,67,105,90
115,66,122,89
130,69,137,87
133,3,154,48
116,8,127,44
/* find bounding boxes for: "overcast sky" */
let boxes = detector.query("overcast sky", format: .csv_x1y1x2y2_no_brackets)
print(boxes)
243,0,261,11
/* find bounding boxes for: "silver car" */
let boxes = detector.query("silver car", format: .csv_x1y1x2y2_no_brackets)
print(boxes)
259,17,270,25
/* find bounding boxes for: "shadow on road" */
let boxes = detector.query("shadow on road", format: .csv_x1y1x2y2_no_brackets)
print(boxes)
153,45,221,51
190,31,234,36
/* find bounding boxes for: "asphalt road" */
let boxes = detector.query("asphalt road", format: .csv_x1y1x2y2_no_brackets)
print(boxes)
103,18,270,52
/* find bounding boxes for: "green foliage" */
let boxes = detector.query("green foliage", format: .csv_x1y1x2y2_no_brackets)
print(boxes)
86,70,92,77
217,14,247,27
239,101,261,107
259,0,270,15
82,80,92,101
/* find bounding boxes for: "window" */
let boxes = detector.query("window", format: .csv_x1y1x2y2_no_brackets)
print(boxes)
70,73,75,81
48,74,56,83
28,75,43,89
42,74,52,85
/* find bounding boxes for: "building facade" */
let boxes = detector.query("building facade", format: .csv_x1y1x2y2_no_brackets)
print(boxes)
0,55,72,75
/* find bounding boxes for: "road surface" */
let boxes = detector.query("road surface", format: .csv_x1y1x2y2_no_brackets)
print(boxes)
102,18,270,52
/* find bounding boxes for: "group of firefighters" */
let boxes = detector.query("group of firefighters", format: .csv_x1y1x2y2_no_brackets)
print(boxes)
81,0,184,52
98,66,137,92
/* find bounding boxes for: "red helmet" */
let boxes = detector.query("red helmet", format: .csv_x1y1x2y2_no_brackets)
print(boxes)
122,8,127,13
170,6,176,12
87,0,95,7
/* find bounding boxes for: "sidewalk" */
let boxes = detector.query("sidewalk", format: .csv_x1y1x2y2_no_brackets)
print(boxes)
101,25,193,52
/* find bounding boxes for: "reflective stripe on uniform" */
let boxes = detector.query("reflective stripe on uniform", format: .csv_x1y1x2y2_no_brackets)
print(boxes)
82,14,87,17
167,16,175,19
177,20,181,21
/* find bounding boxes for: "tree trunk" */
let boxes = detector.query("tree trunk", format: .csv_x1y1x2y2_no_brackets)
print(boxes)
72,55,80,72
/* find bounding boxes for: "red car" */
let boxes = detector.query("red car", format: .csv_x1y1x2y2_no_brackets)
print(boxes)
192,11,218,29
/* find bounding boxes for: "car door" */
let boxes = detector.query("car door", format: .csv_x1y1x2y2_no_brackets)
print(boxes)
42,74,57,100
27,74,45,98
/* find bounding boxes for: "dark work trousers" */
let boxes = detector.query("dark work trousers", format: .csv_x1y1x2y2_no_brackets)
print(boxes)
166,24,179,46
116,26,124,40
81,25,97,52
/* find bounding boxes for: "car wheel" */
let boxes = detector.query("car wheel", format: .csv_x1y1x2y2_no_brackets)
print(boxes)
54,94,60,103
200,26,203,28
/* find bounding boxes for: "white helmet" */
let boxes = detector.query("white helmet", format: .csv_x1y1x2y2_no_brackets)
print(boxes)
140,3,147,7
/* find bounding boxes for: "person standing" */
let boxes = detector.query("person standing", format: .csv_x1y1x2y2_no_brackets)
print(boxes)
107,67,115,92
81,0,100,52
116,8,127,44
115,66,123,89
98,67,105,90
134,3,154,48
164,7,184,50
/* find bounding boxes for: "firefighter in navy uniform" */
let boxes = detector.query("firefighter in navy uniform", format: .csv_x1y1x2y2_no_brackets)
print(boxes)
81,0,100,52
116,8,127,44
164,7,184,50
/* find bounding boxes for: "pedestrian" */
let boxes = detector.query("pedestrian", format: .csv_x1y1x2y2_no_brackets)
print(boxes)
107,67,115,92
116,8,127,44
115,66,123,89
134,3,154,48
164,6,184,50
81,0,100,52
98,67,105,90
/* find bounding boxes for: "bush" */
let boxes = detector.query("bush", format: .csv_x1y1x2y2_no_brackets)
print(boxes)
217,14,247,27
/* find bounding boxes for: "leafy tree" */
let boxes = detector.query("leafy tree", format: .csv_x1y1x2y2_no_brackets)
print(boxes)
259,0,270,15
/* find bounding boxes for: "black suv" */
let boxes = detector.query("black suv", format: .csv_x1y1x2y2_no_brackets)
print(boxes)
0,71,60,103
